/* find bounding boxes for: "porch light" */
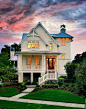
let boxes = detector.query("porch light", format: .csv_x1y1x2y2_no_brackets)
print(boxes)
32,55,34,58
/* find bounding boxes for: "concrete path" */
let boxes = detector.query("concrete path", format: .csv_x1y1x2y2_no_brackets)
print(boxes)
0,85,85,108
0,96,85,108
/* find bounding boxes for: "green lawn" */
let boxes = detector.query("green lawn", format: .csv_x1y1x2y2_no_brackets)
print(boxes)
0,100,83,109
0,87,20,97
21,90,85,104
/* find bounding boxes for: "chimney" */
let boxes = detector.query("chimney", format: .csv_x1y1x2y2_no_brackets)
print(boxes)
60,24,66,33
10,47,15,58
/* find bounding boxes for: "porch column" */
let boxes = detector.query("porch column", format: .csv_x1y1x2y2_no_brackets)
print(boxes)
57,55,58,70
44,54,45,71
42,55,44,71
31,73,33,82
18,73,23,83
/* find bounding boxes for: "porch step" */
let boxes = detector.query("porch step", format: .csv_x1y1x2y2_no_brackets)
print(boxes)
26,85,36,88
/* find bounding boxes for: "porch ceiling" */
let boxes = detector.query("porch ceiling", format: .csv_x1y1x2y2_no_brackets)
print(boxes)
15,50,61,55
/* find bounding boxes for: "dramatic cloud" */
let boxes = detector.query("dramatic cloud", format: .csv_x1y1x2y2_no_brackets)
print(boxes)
0,0,86,60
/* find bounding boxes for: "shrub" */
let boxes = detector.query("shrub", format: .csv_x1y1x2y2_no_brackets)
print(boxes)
58,78,64,86
42,84,59,89
45,80,58,84
31,81,37,85
71,87,76,92
34,87,42,91
0,84,2,88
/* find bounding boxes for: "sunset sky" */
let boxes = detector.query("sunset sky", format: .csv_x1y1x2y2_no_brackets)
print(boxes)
0,0,86,60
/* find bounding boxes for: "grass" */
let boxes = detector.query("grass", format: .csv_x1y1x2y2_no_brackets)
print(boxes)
0,100,83,109
0,87,20,97
21,90,85,104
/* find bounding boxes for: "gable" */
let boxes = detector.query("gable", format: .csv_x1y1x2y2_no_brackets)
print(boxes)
20,22,58,46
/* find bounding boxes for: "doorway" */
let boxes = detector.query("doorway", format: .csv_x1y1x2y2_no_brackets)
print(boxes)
47,58,55,70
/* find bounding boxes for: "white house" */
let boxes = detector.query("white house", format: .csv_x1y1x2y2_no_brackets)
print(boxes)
15,22,73,85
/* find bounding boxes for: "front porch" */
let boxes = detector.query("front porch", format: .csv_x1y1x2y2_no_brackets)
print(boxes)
18,52,60,84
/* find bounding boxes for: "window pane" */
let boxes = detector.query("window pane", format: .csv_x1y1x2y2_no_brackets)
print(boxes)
29,58,31,65
66,38,69,42
36,42,39,48
32,41,35,48
26,58,28,65
62,38,65,45
50,43,53,49
35,58,37,65
28,42,31,48
57,38,60,41
38,58,40,65
61,55,65,59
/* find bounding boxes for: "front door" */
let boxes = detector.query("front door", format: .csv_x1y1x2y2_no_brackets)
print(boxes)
47,58,55,70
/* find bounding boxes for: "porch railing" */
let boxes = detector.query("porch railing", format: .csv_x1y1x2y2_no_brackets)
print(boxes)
22,65,42,70
38,65,57,85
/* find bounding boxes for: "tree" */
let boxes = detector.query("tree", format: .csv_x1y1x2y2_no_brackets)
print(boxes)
64,62,77,79
77,60,86,108
0,52,17,81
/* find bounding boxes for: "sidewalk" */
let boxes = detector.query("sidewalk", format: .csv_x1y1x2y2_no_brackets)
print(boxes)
0,86,85,108
0,96,85,108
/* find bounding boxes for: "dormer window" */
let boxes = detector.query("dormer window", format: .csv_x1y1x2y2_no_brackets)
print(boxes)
50,43,53,49
28,41,39,48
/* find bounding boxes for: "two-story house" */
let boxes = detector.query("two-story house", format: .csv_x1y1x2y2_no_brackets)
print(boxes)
16,22,73,85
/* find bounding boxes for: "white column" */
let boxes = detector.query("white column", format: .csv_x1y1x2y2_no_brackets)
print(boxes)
42,55,44,71
31,73,33,82
57,55,58,70
44,54,45,71
18,73,23,83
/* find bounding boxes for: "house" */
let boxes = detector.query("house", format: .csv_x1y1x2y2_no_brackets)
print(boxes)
15,22,73,85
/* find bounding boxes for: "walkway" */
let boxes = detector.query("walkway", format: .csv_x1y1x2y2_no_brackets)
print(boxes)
0,85,85,108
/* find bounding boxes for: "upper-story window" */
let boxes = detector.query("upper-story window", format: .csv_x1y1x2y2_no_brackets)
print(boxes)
66,38,69,42
28,41,39,48
62,38,65,45
50,43,53,49
36,42,39,48
32,41,35,48
61,55,65,59
28,42,31,48
57,38,60,41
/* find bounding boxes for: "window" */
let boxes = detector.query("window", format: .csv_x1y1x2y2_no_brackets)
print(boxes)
61,55,65,59
32,41,35,48
26,58,28,65
28,41,39,48
36,42,39,48
62,38,65,45
57,38,60,41
28,42,31,48
29,58,31,65
66,38,69,42
50,43,53,49
38,58,40,65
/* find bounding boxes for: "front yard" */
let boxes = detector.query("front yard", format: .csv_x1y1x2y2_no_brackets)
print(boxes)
21,90,85,104
0,87,20,97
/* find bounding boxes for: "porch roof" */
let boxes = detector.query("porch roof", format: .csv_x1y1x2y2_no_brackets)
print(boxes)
15,50,61,55
9,56,17,61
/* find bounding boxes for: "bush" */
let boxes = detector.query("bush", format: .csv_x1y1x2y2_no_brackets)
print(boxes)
34,87,42,91
58,78,64,86
64,79,75,83
25,80,31,85
45,80,58,84
60,85,65,90
42,84,59,89
31,81,37,85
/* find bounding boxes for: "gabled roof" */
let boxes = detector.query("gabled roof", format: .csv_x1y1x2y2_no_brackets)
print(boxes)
19,27,48,45
20,22,58,46
21,33,28,41
51,32,73,38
